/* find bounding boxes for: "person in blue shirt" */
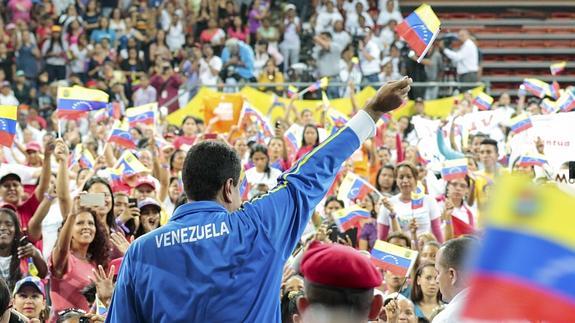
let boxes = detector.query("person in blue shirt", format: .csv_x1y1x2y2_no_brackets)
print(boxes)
105,77,412,323
90,17,116,46
220,38,256,83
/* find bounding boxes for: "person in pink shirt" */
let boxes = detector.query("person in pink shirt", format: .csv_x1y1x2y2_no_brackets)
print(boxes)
173,116,198,150
227,16,250,44
7,0,32,24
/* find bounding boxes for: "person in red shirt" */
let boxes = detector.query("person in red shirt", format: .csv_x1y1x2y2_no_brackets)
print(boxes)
173,116,198,150
0,141,53,238
294,124,320,162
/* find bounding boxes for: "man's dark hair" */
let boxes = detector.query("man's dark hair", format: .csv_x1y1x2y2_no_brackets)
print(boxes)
182,142,241,201
386,231,411,249
304,281,373,318
480,138,498,153
439,237,477,271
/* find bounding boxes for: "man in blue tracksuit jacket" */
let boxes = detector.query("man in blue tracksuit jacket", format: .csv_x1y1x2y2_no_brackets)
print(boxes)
105,77,412,322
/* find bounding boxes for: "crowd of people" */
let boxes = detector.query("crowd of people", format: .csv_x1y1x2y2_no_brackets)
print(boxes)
0,0,566,322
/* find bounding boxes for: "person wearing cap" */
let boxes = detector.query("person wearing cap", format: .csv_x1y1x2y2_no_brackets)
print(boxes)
22,142,43,167
106,78,412,322
296,241,383,322
12,276,46,321
134,198,161,239
133,176,169,226
0,81,18,106
279,3,301,74
41,25,66,82
0,139,53,235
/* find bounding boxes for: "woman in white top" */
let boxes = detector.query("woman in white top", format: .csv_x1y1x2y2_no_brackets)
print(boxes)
378,162,443,242
245,145,282,199
440,176,476,240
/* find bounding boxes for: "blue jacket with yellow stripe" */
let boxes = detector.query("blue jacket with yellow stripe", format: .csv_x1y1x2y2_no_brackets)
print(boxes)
106,111,376,323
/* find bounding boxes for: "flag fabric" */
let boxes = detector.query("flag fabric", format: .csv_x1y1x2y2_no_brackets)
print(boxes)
79,149,95,169
550,61,566,76
411,182,425,210
333,205,371,231
68,144,83,168
96,296,107,316
109,168,126,189
108,101,123,120
306,77,329,93
463,175,575,321
337,172,381,203
395,4,441,62
270,94,285,108
473,92,494,111
57,86,109,119
114,151,149,175
441,158,468,181
93,109,109,124
540,99,559,114
287,85,298,98
556,90,575,112
27,257,38,277
509,115,533,135
452,215,475,237
126,103,157,127
516,154,547,167
239,174,250,200
284,128,300,160
370,240,418,277
522,79,551,99
241,104,274,144
108,121,136,149
380,113,392,124
0,105,17,147
549,81,561,100
326,107,349,135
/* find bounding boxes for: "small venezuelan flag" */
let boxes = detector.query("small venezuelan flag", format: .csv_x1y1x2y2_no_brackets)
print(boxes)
333,205,371,232
463,175,575,321
441,158,468,181
371,240,418,277
516,154,547,168
306,77,329,93
395,4,441,62
114,151,149,175
337,173,380,203
57,86,109,120
287,85,298,98
509,115,533,135
126,103,157,127
556,90,575,112
96,296,107,316
550,61,566,76
540,99,559,114
0,105,17,147
108,121,136,149
522,79,551,99
79,149,95,169
473,92,494,111
411,182,425,210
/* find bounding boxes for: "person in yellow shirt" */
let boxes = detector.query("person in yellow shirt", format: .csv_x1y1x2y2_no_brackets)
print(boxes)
257,58,284,94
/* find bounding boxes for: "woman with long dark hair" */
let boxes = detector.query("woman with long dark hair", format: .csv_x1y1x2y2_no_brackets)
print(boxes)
358,192,380,252
245,144,282,198
410,262,443,321
294,124,320,161
50,205,110,316
267,136,291,171
41,25,66,81
82,177,117,234
0,208,47,290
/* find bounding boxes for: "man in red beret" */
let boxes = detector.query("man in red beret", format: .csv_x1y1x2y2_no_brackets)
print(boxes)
297,241,383,323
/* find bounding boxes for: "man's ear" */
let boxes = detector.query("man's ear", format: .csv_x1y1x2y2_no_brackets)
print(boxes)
297,296,310,315
449,268,458,287
368,294,383,320
222,178,234,204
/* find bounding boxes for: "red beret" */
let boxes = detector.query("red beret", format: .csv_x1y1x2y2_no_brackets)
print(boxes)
301,241,382,289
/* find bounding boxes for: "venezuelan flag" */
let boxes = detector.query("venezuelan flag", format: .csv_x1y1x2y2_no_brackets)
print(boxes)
550,61,566,76
306,77,329,93
549,81,561,100
242,105,274,141
509,115,533,135
96,296,107,316
126,102,157,127
540,98,558,114
411,182,425,210
114,151,149,175
395,4,440,62
239,176,250,201
556,90,575,112
270,94,285,108
0,105,17,147
337,173,380,203
57,86,109,119
516,154,547,168
287,85,298,98
333,205,371,231
371,240,418,277
463,175,575,321
473,92,493,111
284,128,300,160
108,121,136,149
441,158,468,181
79,149,95,169
522,78,551,99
